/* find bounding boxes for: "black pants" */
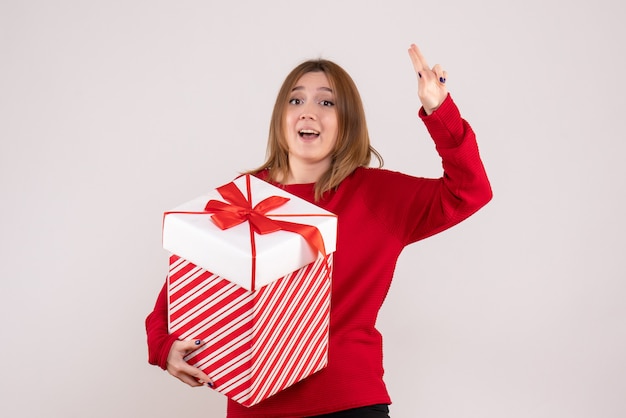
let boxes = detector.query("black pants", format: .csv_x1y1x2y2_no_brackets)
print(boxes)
308,404,390,418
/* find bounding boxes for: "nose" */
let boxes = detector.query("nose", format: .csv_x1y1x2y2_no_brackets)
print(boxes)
299,103,317,120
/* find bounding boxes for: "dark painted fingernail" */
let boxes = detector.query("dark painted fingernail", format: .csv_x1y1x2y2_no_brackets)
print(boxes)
207,382,214,388
194,339,202,345
439,77,446,83
418,72,422,78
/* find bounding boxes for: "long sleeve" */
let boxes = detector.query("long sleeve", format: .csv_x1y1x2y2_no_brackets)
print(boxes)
145,281,178,370
415,93,492,239
361,94,492,245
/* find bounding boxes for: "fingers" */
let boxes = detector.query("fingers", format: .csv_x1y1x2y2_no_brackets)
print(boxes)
172,363,208,387
408,43,429,74
408,44,447,84
167,339,214,388
432,64,448,84
170,360,213,387
180,338,207,355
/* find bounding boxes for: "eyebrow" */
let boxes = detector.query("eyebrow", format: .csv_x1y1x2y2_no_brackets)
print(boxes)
291,86,334,93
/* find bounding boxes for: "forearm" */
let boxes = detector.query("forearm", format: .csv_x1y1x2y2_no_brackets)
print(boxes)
423,95,492,206
145,282,179,369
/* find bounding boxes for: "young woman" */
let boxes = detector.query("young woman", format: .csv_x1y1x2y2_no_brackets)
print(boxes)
146,44,492,417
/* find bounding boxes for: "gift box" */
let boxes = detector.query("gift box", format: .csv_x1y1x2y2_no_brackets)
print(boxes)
162,174,337,406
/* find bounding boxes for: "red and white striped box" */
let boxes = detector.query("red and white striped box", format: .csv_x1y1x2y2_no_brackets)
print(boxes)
162,175,336,406
167,253,332,407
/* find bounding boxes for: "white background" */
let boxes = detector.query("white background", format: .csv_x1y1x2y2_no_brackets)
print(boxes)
1,1,625,417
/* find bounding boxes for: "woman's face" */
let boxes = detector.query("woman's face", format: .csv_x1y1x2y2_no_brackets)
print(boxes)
283,71,338,178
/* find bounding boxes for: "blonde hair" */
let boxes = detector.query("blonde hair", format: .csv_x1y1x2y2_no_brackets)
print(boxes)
249,59,383,201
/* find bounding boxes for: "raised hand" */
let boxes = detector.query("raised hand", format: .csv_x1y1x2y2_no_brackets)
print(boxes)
408,44,448,115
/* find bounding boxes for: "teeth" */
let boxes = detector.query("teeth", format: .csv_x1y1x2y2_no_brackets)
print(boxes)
299,129,319,135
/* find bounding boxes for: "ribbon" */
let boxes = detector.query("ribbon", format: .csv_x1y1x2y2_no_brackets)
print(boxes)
183,175,331,291
204,182,290,234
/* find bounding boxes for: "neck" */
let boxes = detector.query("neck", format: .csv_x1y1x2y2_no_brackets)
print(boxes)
282,159,330,185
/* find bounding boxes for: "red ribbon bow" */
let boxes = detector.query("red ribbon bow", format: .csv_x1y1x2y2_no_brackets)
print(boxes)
204,182,290,234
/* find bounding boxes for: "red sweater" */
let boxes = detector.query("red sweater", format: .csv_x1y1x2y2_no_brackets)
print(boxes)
146,95,492,417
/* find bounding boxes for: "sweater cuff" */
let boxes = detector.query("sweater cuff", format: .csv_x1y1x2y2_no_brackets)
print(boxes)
419,94,466,149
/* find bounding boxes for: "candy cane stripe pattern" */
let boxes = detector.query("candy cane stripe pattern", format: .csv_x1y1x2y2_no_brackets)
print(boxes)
167,253,332,407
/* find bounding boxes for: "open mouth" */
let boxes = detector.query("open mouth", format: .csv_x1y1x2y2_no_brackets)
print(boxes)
299,129,320,139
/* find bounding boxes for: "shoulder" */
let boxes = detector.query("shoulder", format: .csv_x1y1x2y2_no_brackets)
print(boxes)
338,167,433,205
